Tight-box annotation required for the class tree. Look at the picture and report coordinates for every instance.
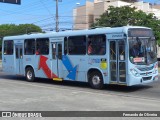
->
[0,24,42,37]
[16,24,42,35]
[0,24,42,53]
[92,6,160,44]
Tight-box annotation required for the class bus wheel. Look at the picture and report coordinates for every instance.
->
[89,71,104,89]
[25,67,35,82]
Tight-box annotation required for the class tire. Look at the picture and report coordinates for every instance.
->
[25,67,35,82]
[88,71,104,89]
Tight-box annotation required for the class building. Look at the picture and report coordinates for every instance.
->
[73,0,160,30]
[73,1,94,30]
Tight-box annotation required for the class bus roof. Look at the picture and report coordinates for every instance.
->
[3,26,151,40]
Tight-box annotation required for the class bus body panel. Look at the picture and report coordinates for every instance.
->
[2,55,14,74]
[2,26,158,87]
[62,55,88,81]
[127,61,158,86]
[87,55,108,83]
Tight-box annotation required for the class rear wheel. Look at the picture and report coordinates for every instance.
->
[25,67,35,82]
[88,71,104,89]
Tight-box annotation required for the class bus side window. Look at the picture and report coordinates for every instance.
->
[52,43,56,59]
[3,40,14,55]
[36,38,49,55]
[110,41,116,60]
[64,37,67,55]
[119,41,125,60]
[58,44,62,59]
[24,39,35,55]
[88,34,106,55]
[68,36,86,55]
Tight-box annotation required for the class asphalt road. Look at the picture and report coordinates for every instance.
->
[0,71,160,112]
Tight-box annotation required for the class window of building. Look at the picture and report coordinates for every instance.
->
[68,36,86,55]
[3,40,13,55]
[36,38,49,55]
[87,34,106,55]
[24,39,35,55]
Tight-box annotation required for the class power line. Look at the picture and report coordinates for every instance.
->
[0,0,96,30]
[39,0,54,17]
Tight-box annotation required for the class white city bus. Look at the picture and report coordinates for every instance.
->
[2,26,158,89]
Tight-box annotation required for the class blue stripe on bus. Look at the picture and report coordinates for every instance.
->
[62,55,77,80]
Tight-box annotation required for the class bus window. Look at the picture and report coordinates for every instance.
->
[110,41,116,60]
[58,44,62,59]
[16,47,18,58]
[3,40,13,55]
[52,43,56,59]
[119,41,125,60]
[24,39,35,55]
[68,36,86,55]
[87,35,106,55]
[64,37,67,55]
[36,38,49,55]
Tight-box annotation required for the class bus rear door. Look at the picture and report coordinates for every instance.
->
[109,36,127,85]
[51,42,63,80]
[15,44,23,75]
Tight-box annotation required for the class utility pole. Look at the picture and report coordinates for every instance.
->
[56,0,59,32]
[55,0,62,32]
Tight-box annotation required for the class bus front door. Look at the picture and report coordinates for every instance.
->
[51,42,63,80]
[15,44,23,75]
[109,40,126,84]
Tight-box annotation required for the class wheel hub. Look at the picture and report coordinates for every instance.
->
[92,75,101,85]
[27,71,32,80]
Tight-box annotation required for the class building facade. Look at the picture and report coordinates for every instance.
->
[73,0,160,30]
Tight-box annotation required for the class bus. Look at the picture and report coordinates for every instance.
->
[2,26,158,89]
[157,45,160,61]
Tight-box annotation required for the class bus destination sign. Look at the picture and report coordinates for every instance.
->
[128,28,153,37]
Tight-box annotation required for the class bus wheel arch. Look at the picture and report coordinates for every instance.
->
[25,66,35,82]
[87,69,104,89]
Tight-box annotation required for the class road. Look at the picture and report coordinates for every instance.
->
[0,71,160,113]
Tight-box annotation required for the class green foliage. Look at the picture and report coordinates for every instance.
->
[0,24,42,37]
[0,24,42,52]
[92,6,160,45]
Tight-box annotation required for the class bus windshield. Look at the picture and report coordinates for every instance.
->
[129,37,157,65]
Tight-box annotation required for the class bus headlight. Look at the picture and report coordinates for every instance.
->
[130,68,139,77]
[153,70,158,74]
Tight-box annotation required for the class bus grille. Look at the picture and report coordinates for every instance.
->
[140,72,152,76]
[137,66,154,71]
[143,76,152,81]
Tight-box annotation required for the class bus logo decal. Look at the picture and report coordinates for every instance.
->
[100,58,107,69]
[38,55,58,79]
[62,55,77,80]
[26,58,31,61]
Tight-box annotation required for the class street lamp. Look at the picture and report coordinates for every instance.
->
[76,3,80,5]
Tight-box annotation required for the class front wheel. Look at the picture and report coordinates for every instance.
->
[88,71,104,89]
[25,67,35,82]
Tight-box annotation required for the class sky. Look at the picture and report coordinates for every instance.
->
[0,0,158,31]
